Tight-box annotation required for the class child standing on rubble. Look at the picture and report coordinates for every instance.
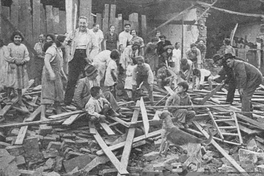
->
[5,31,30,107]
[165,81,196,128]
[85,86,119,122]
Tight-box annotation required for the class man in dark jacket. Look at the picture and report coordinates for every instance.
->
[226,56,263,117]
[157,35,171,56]
[213,53,236,104]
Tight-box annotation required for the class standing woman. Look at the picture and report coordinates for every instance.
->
[6,31,30,105]
[104,25,118,51]
[41,35,66,120]
[145,37,159,73]
[34,34,45,86]
[0,39,9,91]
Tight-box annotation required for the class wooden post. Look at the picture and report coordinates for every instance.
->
[2,6,10,43]
[11,0,19,28]
[40,3,47,35]
[117,14,123,34]
[109,4,116,26]
[19,0,27,35]
[129,13,139,32]
[102,4,109,34]
[141,15,147,41]
[53,7,60,34]
[65,0,73,34]
[79,0,92,28]
[33,0,41,43]
[0,2,2,37]
[46,5,54,34]
[59,10,67,34]
[96,13,102,29]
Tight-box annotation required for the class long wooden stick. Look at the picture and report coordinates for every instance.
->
[130,104,230,109]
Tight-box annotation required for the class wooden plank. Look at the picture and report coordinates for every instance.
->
[93,129,129,175]
[164,86,174,96]
[109,116,129,128]
[65,0,73,33]
[200,83,225,105]
[59,10,66,34]
[0,80,34,118]
[140,97,149,136]
[49,110,83,119]
[96,129,162,155]
[62,113,80,126]
[81,155,110,173]
[0,3,2,37]
[53,7,60,34]
[96,13,102,28]
[2,6,11,44]
[99,122,115,135]
[46,5,54,34]
[193,121,249,176]
[118,101,140,176]
[117,14,123,34]
[40,3,47,35]
[15,106,41,145]
[141,15,147,41]
[10,0,19,28]
[89,121,96,134]
[109,4,116,26]
[79,0,92,28]
[33,0,41,44]
[19,0,27,37]
[129,13,139,32]
[102,4,110,34]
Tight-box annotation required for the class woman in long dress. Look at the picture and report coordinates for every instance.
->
[6,31,30,105]
[41,35,67,120]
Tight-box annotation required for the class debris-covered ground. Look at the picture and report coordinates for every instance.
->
[1,75,264,176]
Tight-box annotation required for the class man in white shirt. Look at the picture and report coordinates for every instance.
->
[119,23,132,52]
[91,23,104,57]
[172,42,181,82]
[64,16,98,105]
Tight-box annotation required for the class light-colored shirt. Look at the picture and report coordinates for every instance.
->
[93,50,111,64]
[132,63,154,85]
[34,42,44,57]
[75,32,90,49]
[119,31,132,49]
[92,29,104,48]
[104,59,117,87]
[172,48,181,73]
[199,69,211,85]
[85,97,110,118]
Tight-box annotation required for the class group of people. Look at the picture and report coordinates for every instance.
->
[0,15,262,126]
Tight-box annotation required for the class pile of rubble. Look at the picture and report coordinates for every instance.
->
[1,80,264,176]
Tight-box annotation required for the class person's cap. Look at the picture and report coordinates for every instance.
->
[224,53,235,60]
[212,54,223,63]
[84,64,98,77]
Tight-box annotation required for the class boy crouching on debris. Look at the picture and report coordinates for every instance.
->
[85,86,120,122]
[165,81,196,128]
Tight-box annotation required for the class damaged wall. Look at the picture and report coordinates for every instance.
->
[235,22,261,44]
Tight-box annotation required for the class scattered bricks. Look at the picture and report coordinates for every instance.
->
[23,137,42,162]
[54,156,63,172]
[63,154,95,173]
[42,149,59,159]
[15,155,26,166]
[143,151,160,161]
[42,136,57,148]
[61,133,76,140]
[6,145,25,156]
[47,142,62,150]
[10,128,20,136]
[45,158,55,169]
[39,125,53,136]
[238,148,264,164]
[153,163,166,171]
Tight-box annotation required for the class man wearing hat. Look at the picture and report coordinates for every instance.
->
[132,56,154,105]
[226,56,263,118]
[212,53,236,104]
[157,35,172,56]
[73,64,119,112]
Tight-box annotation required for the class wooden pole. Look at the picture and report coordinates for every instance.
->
[103,4,110,34]
[46,5,54,34]
[33,0,41,43]
[79,0,92,28]
[11,0,19,28]
[65,0,73,34]
[53,7,60,34]
[129,104,230,109]
[40,3,47,35]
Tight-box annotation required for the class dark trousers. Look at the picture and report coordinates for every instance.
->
[64,50,87,105]
[226,79,236,103]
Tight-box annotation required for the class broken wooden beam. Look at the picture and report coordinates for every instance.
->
[99,122,115,135]
[92,128,129,175]
[140,97,149,136]
[200,83,225,105]
[49,110,83,119]
[96,129,162,155]
[193,121,249,176]
[118,101,140,176]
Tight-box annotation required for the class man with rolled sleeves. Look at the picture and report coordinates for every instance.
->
[226,56,263,117]
[64,16,98,105]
